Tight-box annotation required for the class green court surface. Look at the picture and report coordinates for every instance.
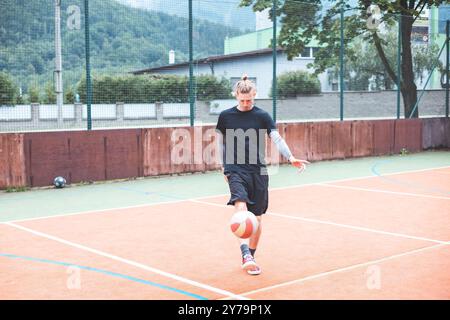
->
[1,150,449,223]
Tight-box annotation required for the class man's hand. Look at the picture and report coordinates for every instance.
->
[222,168,228,183]
[289,156,310,173]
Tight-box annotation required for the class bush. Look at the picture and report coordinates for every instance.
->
[65,87,76,104]
[15,93,27,105]
[196,75,233,101]
[77,74,232,104]
[43,82,56,104]
[0,72,17,105]
[28,85,41,103]
[274,71,321,98]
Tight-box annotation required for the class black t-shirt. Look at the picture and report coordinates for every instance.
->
[215,106,277,174]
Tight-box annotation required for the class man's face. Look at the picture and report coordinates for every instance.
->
[236,90,256,109]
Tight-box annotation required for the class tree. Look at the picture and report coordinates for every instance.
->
[413,43,443,84]
[1,0,243,99]
[196,75,233,101]
[332,35,397,91]
[43,82,56,104]
[29,53,46,75]
[76,74,232,104]
[15,92,27,105]
[327,32,442,91]
[28,85,41,103]
[0,72,17,105]
[65,87,76,104]
[274,70,321,97]
[240,0,446,118]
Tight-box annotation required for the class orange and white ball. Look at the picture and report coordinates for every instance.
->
[229,211,259,239]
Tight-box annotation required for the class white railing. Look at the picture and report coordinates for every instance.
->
[124,104,156,119]
[39,104,76,120]
[0,105,32,121]
[162,103,190,118]
[82,104,117,119]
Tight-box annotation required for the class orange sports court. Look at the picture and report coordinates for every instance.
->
[1,0,450,302]
[1,150,449,300]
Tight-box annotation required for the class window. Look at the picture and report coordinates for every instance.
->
[439,5,450,34]
[411,26,429,44]
[295,47,319,58]
[300,47,312,58]
[312,47,320,57]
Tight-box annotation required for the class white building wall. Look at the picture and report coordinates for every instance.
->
[149,53,332,98]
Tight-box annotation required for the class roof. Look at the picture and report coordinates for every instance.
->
[131,47,284,74]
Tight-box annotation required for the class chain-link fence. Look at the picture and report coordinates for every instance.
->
[0,0,448,132]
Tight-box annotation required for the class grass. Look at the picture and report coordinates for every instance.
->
[5,186,29,193]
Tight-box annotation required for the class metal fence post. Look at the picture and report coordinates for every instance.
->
[446,20,449,118]
[339,2,344,121]
[272,0,277,123]
[189,0,195,127]
[84,0,92,130]
[396,14,402,119]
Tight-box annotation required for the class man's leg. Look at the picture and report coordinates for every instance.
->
[247,172,268,259]
[234,201,260,274]
[249,216,262,256]
[234,200,250,249]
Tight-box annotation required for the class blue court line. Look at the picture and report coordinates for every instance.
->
[371,160,450,196]
[0,253,208,300]
[117,186,186,200]
[117,187,157,196]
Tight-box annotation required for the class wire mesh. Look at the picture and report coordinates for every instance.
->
[0,0,448,133]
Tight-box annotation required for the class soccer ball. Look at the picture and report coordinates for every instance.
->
[53,176,66,188]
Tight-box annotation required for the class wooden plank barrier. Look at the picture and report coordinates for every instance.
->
[0,134,26,188]
[1,118,448,189]
[23,129,142,187]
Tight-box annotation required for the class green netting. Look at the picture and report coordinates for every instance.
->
[0,0,448,132]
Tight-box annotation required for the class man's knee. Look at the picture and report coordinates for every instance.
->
[256,216,262,229]
[234,201,247,211]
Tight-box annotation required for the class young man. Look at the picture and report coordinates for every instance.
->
[215,75,309,275]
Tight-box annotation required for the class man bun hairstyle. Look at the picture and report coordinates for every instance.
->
[233,73,256,95]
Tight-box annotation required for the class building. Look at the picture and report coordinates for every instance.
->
[430,4,450,89]
[132,45,329,99]
[133,22,326,99]
[132,2,447,96]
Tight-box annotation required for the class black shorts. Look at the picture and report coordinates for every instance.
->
[225,171,269,216]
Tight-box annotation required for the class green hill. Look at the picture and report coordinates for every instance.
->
[0,0,241,94]
[114,0,256,31]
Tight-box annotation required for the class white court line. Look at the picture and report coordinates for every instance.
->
[317,183,450,201]
[4,222,249,301]
[268,165,450,193]
[189,199,450,245]
[267,212,450,245]
[219,243,448,300]
[4,199,189,224]
[4,165,450,224]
